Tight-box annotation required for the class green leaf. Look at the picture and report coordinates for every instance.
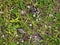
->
[11,8,18,14]
[19,1,25,10]
[0,18,3,26]
[9,41,16,45]
[56,13,60,20]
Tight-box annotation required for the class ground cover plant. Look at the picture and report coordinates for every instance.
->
[0,0,60,45]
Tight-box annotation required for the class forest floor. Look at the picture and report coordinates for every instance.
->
[0,0,60,45]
